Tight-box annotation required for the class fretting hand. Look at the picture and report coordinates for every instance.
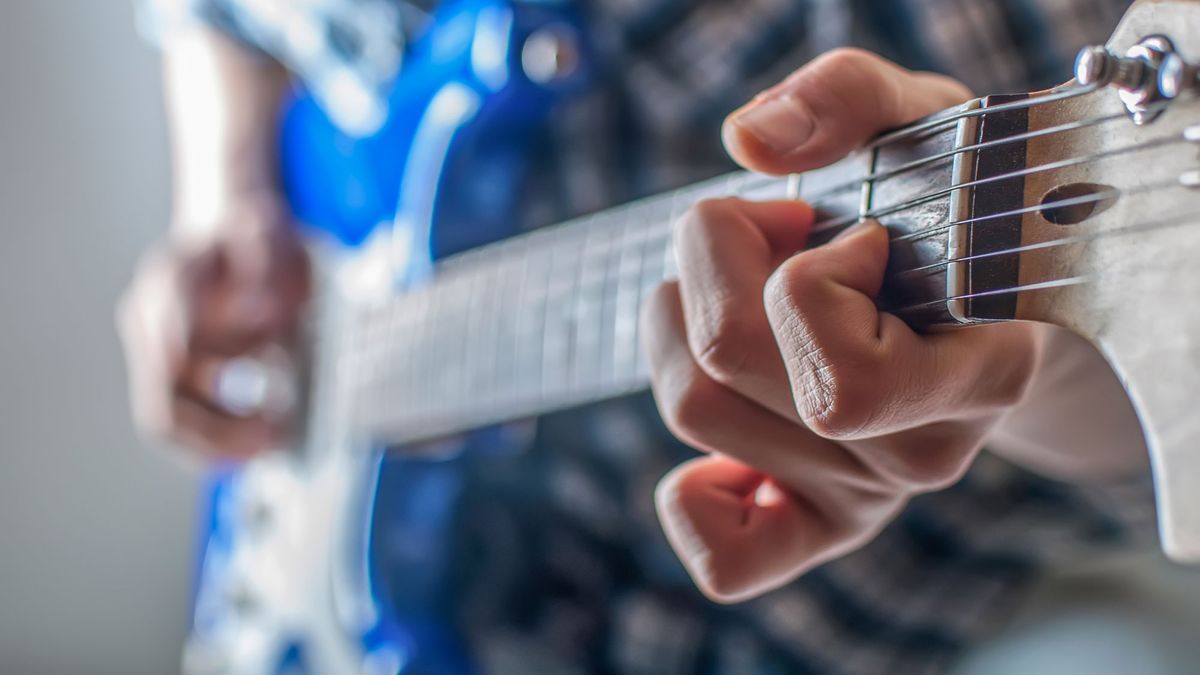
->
[641,49,1145,603]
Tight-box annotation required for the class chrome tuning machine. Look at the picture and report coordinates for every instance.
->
[1075,36,1195,125]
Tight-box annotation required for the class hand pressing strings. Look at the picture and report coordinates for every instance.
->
[642,48,1050,602]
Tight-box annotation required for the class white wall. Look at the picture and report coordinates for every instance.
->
[0,1,197,673]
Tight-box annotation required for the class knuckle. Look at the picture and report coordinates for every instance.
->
[765,251,823,308]
[817,47,882,72]
[810,48,893,93]
[692,308,756,385]
[677,197,739,241]
[766,257,875,439]
[691,196,741,222]
[798,358,873,441]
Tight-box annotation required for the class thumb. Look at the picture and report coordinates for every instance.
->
[723,48,972,175]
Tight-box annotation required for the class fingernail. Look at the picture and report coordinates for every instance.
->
[731,94,815,154]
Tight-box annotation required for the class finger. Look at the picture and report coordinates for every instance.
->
[642,281,907,601]
[656,454,902,603]
[177,236,309,355]
[165,394,287,460]
[642,281,889,492]
[723,48,973,175]
[763,221,1043,441]
[673,198,814,419]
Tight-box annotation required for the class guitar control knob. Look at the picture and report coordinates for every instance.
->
[522,25,580,85]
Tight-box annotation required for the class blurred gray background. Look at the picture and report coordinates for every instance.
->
[0,1,197,673]
[2,2,1200,675]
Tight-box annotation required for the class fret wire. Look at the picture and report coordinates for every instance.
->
[604,196,641,385]
[385,291,412,415]
[445,271,477,409]
[504,235,532,404]
[542,216,585,400]
[427,273,457,414]
[461,253,486,406]
[573,212,604,391]
[488,251,515,399]
[595,212,620,386]
[403,282,434,420]
[512,233,543,405]
[393,288,430,415]
[614,200,655,382]
[480,253,506,403]
[478,254,499,400]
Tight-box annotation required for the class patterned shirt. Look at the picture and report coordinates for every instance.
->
[143,1,1156,674]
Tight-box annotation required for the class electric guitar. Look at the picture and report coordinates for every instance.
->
[184,1,1200,672]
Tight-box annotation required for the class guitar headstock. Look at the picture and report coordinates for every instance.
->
[961,0,1200,561]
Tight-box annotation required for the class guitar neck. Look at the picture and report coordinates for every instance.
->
[327,111,966,446]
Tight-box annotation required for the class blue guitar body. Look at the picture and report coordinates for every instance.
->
[188,2,591,672]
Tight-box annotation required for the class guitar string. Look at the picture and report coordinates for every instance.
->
[886,211,1200,317]
[805,107,1143,208]
[424,94,1190,267]
[893,180,1178,278]
[345,86,1113,420]
[385,95,1195,292]
[901,201,1192,279]
[347,189,1199,413]
[809,132,1191,233]
[360,205,1200,429]
[890,275,1095,315]
[337,114,1198,403]
[343,153,1192,366]
[408,123,1193,304]
[486,179,1188,312]
[868,83,1100,149]
[349,204,1200,433]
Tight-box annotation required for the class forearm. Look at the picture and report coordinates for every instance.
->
[162,27,289,231]
[990,326,1150,481]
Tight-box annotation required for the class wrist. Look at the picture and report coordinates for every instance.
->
[170,187,291,241]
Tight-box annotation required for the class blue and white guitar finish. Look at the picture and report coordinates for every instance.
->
[187,2,590,672]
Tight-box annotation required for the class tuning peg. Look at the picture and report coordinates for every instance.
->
[1075,37,1180,125]
[1075,45,1148,91]
[1159,52,1200,99]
